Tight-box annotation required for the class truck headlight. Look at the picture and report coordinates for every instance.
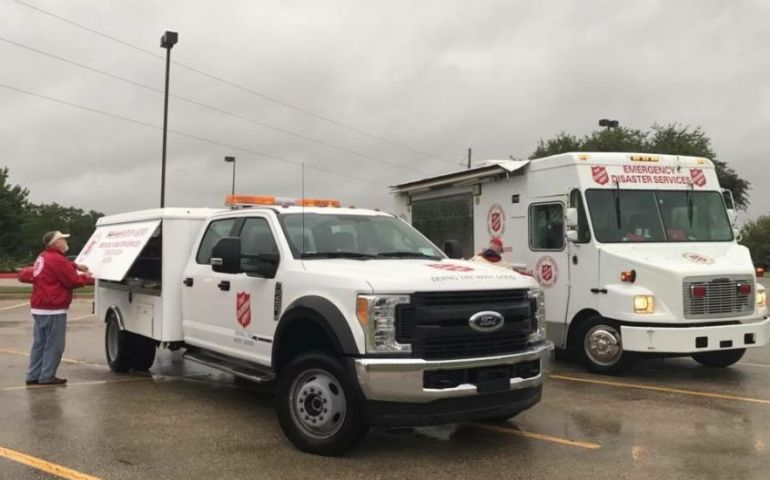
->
[757,286,766,307]
[356,294,411,354]
[634,295,655,314]
[528,288,546,343]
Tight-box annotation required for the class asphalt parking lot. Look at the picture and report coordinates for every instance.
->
[1,296,769,480]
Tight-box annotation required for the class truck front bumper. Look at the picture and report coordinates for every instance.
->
[621,318,770,354]
[353,342,552,404]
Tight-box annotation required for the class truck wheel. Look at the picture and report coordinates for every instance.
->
[578,317,633,375]
[105,315,132,373]
[692,349,746,368]
[276,352,368,456]
[130,334,157,372]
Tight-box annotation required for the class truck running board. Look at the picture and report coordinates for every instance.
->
[183,349,276,384]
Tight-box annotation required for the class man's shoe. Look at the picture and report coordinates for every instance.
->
[39,378,67,385]
[25,380,38,385]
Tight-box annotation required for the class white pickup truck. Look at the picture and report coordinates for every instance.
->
[77,195,552,455]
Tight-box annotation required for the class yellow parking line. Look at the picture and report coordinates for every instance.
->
[0,302,28,312]
[0,445,102,480]
[0,377,152,392]
[468,423,601,450]
[551,374,770,405]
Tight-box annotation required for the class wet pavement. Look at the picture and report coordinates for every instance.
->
[1,298,769,479]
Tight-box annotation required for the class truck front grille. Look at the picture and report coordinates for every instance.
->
[396,289,531,360]
[682,276,754,319]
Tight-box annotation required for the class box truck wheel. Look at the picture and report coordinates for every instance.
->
[692,349,746,368]
[578,317,633,374]
[276,352,368,456]
[105,315,132,373]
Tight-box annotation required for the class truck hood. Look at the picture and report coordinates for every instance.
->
[600,242,754,277]
[300,258,538,293]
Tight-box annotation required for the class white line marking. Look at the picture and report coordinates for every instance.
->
[739,362,770,369]
[69,314,94,322]
[0,302,29,312]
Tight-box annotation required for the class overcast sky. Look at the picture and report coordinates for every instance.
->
[1,0,769,219]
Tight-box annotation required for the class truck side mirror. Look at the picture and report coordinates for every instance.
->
[443,240,463,259]
[726,208,738,227]
[566,230,579,243]
[565,207,578,228]
[211,237,242,274]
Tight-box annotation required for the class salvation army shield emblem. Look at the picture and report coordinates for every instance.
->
[690,168,706,187]
[534,255,559,288]
[591,165,609,185]
[236,291,251,328]
[487,203,505,235]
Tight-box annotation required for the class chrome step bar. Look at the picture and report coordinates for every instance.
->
[184,350,276,384]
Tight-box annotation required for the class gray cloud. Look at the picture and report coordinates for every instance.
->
[1,0,768,220]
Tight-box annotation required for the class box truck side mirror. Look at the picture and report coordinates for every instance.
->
[565,207,578,229]
[443,240,463,259]
[566,230,579,243]
[726,208,738,227]
[211,237,243,274]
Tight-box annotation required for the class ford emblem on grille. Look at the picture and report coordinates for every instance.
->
[469,311,505,332]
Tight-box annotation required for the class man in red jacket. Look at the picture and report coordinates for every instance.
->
[26,231,92,386]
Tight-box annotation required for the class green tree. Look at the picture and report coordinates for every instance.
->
[0,167,29,260]
[20,203,103,259]
[530,123,750,208]
[740,216,770,268]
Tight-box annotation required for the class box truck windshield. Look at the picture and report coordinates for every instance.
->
[585,189,733,243]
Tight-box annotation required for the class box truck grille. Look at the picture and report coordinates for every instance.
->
[682,276,754,319]
[397,290,531,360]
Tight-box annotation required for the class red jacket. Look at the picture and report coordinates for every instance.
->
[26,248,88,311]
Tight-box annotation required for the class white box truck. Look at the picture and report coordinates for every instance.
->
[76,196,551,455]
[393,152,770,374]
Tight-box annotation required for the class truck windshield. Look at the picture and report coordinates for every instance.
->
[585,189,733,243]
[277,213,445,259]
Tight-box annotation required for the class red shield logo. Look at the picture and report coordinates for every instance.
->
[591,165,609,185]
[487,204,505,235]
[690,168,706,187]
[541,264,553,282]
[491,212,502,233]
[236,291,251,328]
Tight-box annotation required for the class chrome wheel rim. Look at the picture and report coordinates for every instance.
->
[584,325,622,366]
[289,369,346,439]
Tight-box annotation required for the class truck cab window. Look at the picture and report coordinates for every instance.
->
[529,203,564,250]
[239,218,279,271]
[196,219,237,264]
[570,190,591,243]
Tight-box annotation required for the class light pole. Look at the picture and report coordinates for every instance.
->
[159,31,178,208]
[599,118,619,130]
[224,156,236,195]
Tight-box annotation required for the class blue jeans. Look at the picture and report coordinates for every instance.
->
[26,313,67,382]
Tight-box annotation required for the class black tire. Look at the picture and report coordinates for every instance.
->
[105,315,132,373]
[276,352,368,456]
[129,334,157,372]
[692,349,746,368]
[577,316,634,375]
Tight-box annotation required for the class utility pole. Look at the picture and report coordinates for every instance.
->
[159,31,178,208]
[224,156,236,195]
[467,148,472,169]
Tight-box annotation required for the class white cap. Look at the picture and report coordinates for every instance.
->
[44,231,70,246]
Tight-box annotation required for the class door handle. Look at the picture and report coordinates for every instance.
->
[183,277,194,287]
[218,280,231,291]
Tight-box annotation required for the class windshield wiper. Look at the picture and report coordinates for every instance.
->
[376,251,442,260]
[300,252,376,259]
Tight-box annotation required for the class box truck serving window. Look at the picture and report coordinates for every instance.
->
[585,189,733,243]
[278,214,443,259]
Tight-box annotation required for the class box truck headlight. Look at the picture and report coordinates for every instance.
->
[757,286,766,307]
[356,295,411,354]
[528,288,546,343]
[634,295,655,314]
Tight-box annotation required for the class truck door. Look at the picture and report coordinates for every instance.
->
[527,201,569,342]
[227,216,281,365]
[564,189,600,349]
[182,218,240,353]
